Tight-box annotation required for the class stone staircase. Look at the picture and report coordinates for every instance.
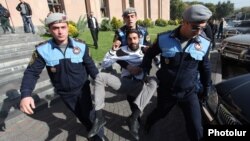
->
[0,33,58,127]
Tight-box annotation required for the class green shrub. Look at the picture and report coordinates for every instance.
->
[168,19,181,25]
[143,18,154,28]
[76,15,87,32]
[168,20,176,25]
[136,20,144,26]
[100,19,113,31]
[175,19,181,25]
[110,17,123,31]
[68,21,77,27]
[68,23,79,37]
[155,18,168,27]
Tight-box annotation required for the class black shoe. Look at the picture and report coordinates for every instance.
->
[88,135,108,141]
[127,116,140,140]
[95,44,98,49]
[88,117,106,138]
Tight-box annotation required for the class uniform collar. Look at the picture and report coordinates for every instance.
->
[51,37,74,49]
[169,26,201,43]
[124,24,140,31]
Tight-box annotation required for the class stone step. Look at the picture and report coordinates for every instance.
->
[0,79,52,103]
[0,71,50,99]
[0,89,59,132]
[0,85,57,125]
[0,67,47,86]
[0,71,25,86]
[0,32,44,48]
[1,38,43,46]
[0,57,29,69]
[0,34,40,40]
[0,48,34,60]
[0,33,36,37]
[0,64,27,77]
[0,42,40,55]
[0,30,56,129]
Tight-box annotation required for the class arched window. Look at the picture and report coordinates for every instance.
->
[129,0,134,7]
[47,0,65,13]
[100,0,108,17]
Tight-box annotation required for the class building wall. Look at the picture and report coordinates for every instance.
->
[88,0,102,21]
[108,0,124,20]
[0,0,49,27]
[64,0,86,22]
[134,0,146,21]
[1,0,170,29]
[149,0,159,20]
[162,0,170,20]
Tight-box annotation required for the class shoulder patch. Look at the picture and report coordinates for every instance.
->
[35,40,49,48]
[73,38,85,44]
[29,51,38,66]
[146,35,151,42]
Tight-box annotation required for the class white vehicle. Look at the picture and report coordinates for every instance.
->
[223,20,250,38]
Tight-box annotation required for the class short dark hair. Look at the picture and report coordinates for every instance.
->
[126,29,140,39]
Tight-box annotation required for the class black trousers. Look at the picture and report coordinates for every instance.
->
[90,28,99,47]
[59,80,93,131]
[146,85,203,141]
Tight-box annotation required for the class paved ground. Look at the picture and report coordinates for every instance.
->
[0,49,221,141]
[0,90,189,141]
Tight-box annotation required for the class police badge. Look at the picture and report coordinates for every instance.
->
[146,35,150,42]
[73,47,81,54]
[195,43,202,51]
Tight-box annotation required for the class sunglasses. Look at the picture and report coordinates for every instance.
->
[191,25,205,31]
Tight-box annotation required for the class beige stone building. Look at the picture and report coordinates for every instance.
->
[0,0,170,29]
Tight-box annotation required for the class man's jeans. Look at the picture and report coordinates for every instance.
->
[21,15,35,33]
[94,72,158,111]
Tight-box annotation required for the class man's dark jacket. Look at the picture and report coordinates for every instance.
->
[16,2,32,16]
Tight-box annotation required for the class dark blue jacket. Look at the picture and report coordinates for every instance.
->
[141,27,211,92]
[20,37,98,98]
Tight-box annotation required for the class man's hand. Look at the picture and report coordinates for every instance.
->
[20,97,35,115]
[142,46,149,53]
[112,40,121,51]
[200,87,211,102]
[127,65,142,75]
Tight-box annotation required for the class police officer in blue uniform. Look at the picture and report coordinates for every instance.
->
[113,7,151,48]
[141,5,212,141]
[19,13,104,141]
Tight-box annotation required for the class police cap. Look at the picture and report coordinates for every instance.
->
[45,12,68,26]
[182,4,212,22]
[122,7,136,17]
